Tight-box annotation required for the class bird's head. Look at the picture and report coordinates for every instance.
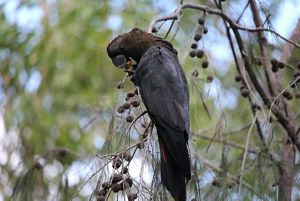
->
[107,28,162,68]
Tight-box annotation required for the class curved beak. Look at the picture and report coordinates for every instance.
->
[112,55,127,68]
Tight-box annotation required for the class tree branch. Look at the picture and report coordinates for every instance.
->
[148,3,300,49]
[148,2,300,151]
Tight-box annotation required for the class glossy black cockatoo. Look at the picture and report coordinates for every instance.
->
[107,28,191,201]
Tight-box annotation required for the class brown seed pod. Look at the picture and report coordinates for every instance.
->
[235,75,242,82]
[191,43,198,49]
[56,148,68,157]
[202,60,209,69]
[111,183,122,193]
[121,167,128,174]
[120,181,130,190]
[151,27,157,33]
[34,161,43,170]
[294,71,300,80]
[271,65,279,73]
[261,36,268,44]
[278,62,285,69]
[271,58,278,66]
[194,33,202,41]
[125,177,133,187]
[131,100,140,107]
[117,81,124,89]
[283,91,291,98]
[240,85,247,90]
[96,195,105,201]
[124,154,131,161]
[126,115,134,123]
[120,152,131,161]
[137,142,144,149]
[102,181,111,190]
[96,189,107,196]
[196,50,204,59]
[127,92,135,98]
[212,179,221,187]
[127,193,138,201]
[286,94,293,100]
[191,69,199,77]
[112,173,123,184]
[189,50,196,58]
[112,158,122,169]
[241,88,250,97]
[207,75,214,83]
[203,26,208,34]
[198,18,205,25]
[291,82,296,88]
[134,88,139,95]
[117,105,125,113]
[251,103,261,111]
[123,102,131,109]
[283,91,293,100]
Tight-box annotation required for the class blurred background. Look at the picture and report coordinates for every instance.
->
[0,0,300,200]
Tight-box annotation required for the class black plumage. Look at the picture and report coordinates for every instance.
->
[107,28,191,201]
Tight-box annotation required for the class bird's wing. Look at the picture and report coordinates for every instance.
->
[134,45,190,137]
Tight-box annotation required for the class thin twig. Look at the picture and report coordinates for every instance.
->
[191,132,257,154]
[238,112,257,195]
[164,19,176,39]
[137,126,154,196]
[236,1,250,23]
[80,115,99,130]
[71,159,111,200]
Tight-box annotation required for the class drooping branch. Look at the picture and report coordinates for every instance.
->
[148,2,300,151]
[216,1,274,161]
[148,3,300,48]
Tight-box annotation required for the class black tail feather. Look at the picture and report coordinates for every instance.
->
[157,128,190,201]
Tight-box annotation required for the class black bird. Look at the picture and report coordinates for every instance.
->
[107,28,191,201]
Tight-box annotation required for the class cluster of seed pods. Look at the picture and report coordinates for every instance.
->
[116,87,140,123]
[271,59,300,100]
[189,15,209,66]
[96,152,137,201]
[190,14,213,83]
[235,59,300,100]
